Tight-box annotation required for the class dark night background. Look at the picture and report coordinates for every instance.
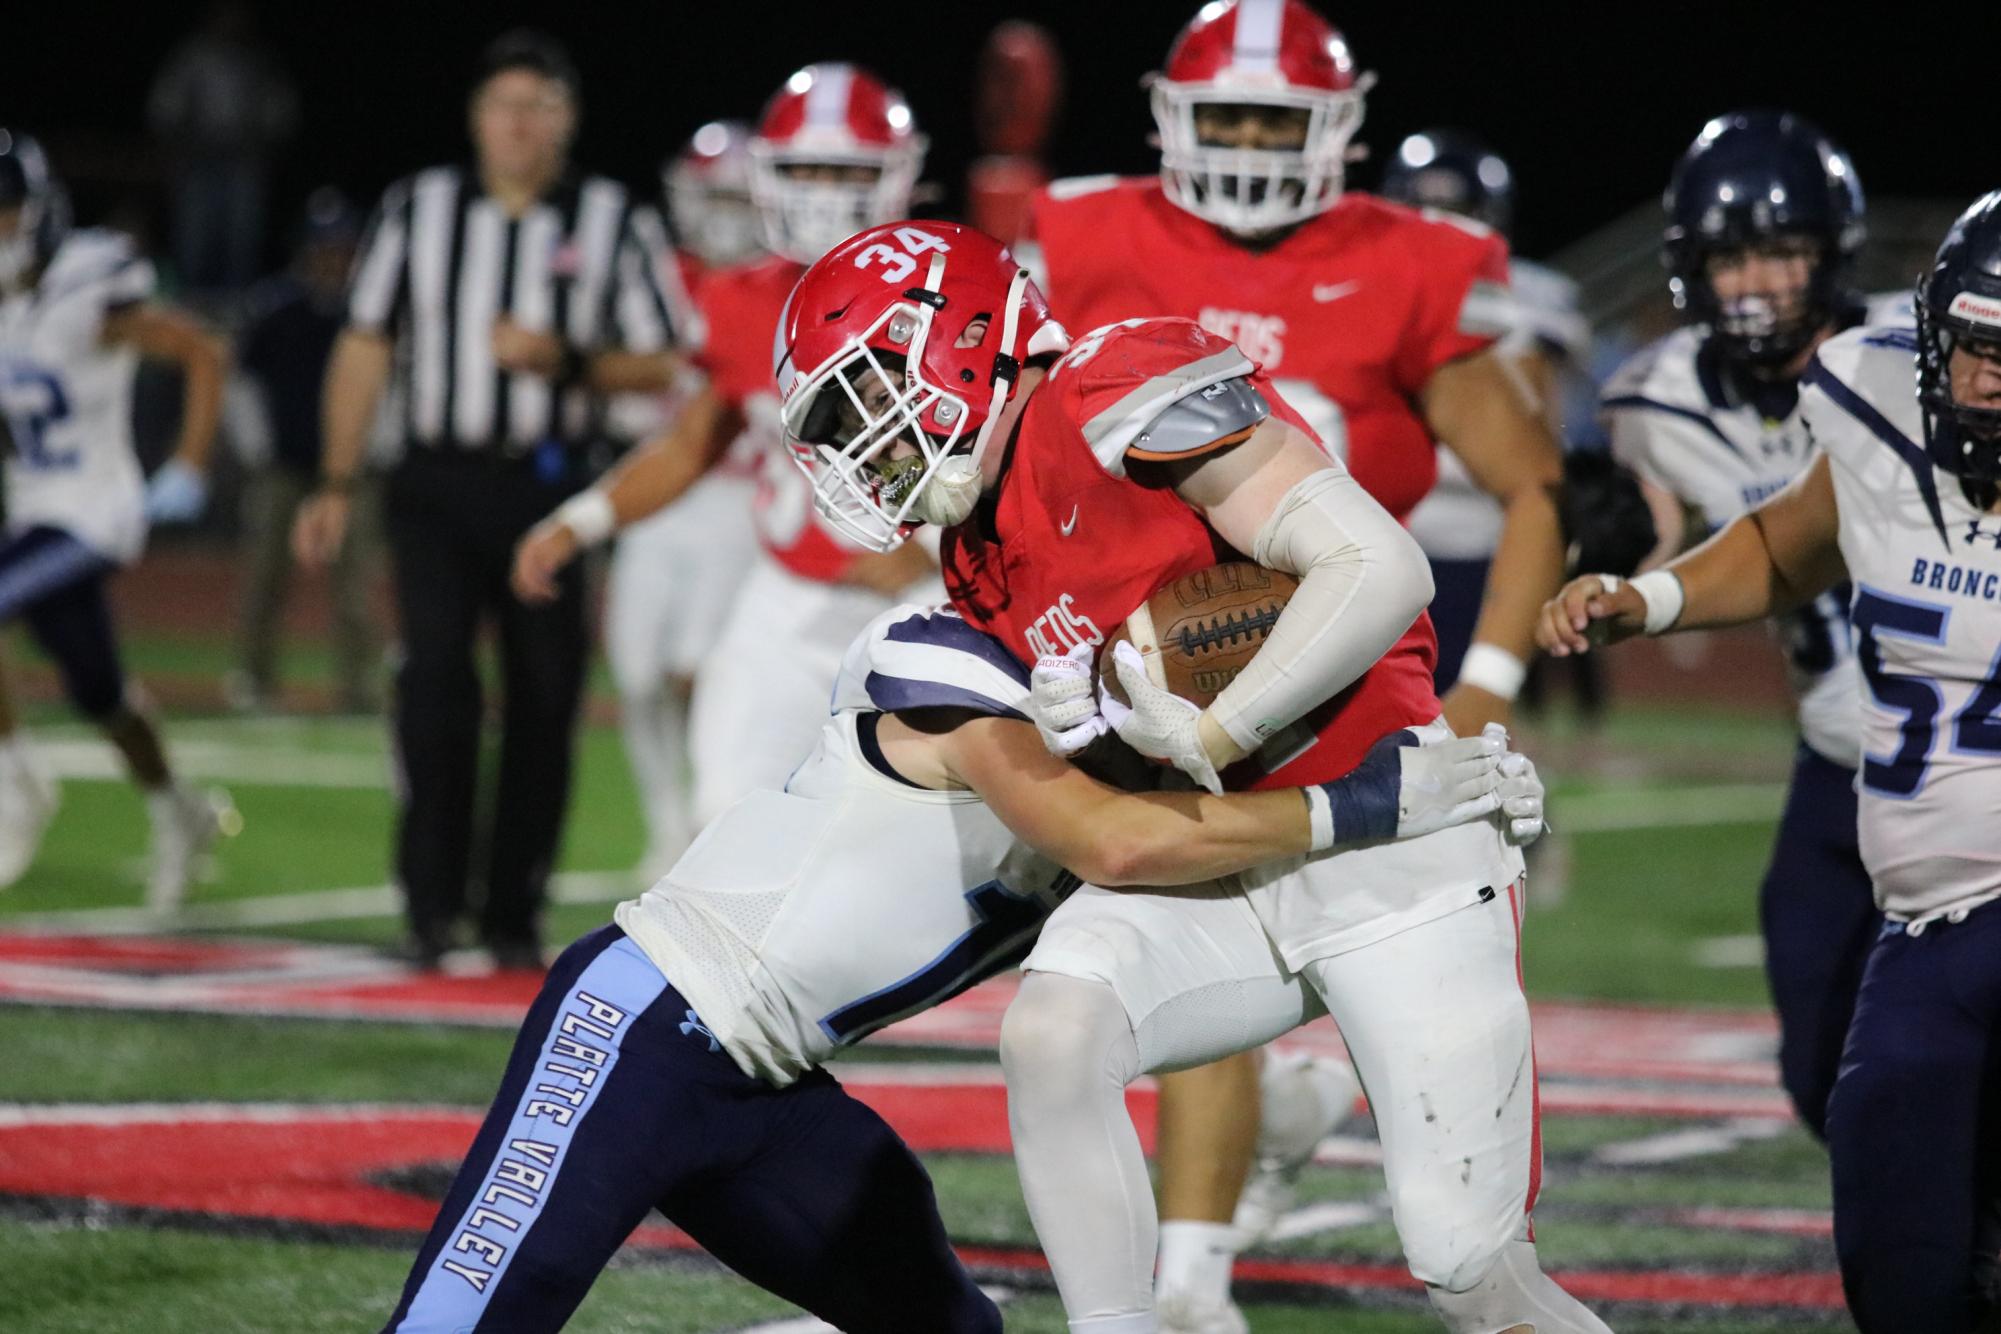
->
[3,0,1998,262]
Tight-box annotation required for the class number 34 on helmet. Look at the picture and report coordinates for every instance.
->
[773,221,1070,551]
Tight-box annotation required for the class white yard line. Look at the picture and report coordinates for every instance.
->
[731,1289,1014,1333]
[1592,1116,1789,1166]
[1555,782,1787,833]
[4,869,637,935]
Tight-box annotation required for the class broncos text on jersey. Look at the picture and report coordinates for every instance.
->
[1600,296,1913,769]
[1803,321,2001,923]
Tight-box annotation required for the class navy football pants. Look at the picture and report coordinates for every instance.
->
[1827,900,2001,1332]
[0,525,126,718]
[382,926,1000,1333]
[1758,744,1878,1139]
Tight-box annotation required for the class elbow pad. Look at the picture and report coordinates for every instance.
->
[1206,468,1434,753]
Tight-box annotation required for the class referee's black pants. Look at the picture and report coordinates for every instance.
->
[384,448,589,955]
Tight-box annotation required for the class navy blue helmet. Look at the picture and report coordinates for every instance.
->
[1917,190,2001,485]
[0,130,68,289]
[1381,129,1514,237]
[1663,110,1864,367]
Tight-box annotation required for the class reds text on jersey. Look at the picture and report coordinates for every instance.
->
[1029,177,1512,522]
[942,317,1439,789]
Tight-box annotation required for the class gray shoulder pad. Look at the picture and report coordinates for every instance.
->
[1124,375,1270,466]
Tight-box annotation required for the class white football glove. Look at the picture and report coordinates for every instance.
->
[1100,639,1224,794]
[1028,642,1108,758]
[1497,745,1547,847]
[1393,726,1509,839]
[144,459,208,525]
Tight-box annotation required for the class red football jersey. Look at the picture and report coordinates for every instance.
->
[694,255,872,582]
[1029,178,1511,522]
[943,318,1438,789]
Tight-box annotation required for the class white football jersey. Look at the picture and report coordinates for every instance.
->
[615,604,1075,1085]
[1803,322,2001,923]
[1601,296,1909,768]
[0,230,154,562]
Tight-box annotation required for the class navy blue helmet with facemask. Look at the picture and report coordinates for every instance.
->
[0,130,69,290]
[1663,111,1864,368]
[1380,129,1515,239]
[1917,190,2001,487]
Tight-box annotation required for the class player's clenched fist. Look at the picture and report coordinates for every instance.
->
[512,518,580,604]
[1537,573,1649,657]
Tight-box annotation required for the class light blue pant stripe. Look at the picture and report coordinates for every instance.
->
[397,937,667,1332]
[0,529,105,621]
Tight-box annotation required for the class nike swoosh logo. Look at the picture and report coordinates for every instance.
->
[1060,505,1080,537]
[1313,280,1362,303]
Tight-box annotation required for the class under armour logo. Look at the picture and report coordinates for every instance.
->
[1963,520,2001,550]
[679,1009,720,1053]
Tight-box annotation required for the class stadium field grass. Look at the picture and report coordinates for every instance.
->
[0,637,1851,1331]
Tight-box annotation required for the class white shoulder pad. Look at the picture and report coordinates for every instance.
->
[1801,325,1928,476]
[1601,326,1705,410]
[1081,345,1260,476]
[832,604,1030,720]
[1503,258,1590,362]
[1863,290,1916,327]
[41,229,153,310]
[1044,174,1121,202]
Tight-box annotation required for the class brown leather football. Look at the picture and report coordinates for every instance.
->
[1100,562,1300,709]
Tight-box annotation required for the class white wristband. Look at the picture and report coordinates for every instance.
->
[1456,643,1528,702]
[1630,569,1686,635]
[555,488,617,547]
[1302,785,1336,852]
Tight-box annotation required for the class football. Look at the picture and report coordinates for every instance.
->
[1100,561,1299,709]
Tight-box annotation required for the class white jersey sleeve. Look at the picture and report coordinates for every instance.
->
[0,230,155,562]
[1602,323,1861,767]
[615,604,1062,1085]
[1805,323,2001,922]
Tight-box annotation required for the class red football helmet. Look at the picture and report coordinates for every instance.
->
[774,221,1068,551]
[663,120,762,269]
[1150,0,1374,234]
[747,64,927,265]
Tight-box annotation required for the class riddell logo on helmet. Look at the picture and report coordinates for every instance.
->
[1950,291,2001,326]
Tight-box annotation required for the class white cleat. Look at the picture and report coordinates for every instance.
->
[1156,1291,1249,1334]
[1233,1051,1365,1244]
[146,784,239,912]
[0,744,58,889]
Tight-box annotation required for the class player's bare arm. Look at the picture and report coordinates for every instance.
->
[1160,415,1435,778]
[294,327,393,567]
[881,708,1525,888]
[103,302,227,475]
[1539,452,1845,656]
[510,386,742,602]
[1420,346,1566,731]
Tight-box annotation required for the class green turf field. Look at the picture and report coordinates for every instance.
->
[0,635,1854,1332]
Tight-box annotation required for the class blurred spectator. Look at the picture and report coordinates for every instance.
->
[226,188,381,714]
[147,0,297,294]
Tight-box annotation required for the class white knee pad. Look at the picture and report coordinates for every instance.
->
[1425,1239,1612,1334]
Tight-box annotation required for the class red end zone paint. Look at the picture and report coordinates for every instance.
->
[0,932,1784,1090]
[0,1101,1843,1312]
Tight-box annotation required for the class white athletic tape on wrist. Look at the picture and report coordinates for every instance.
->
[1303,785,1336,852]
[1456,643,1527,702]
[1630,569,1686,636]
[556,489,617,547]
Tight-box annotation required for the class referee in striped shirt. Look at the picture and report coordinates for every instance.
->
[294,31,684,969]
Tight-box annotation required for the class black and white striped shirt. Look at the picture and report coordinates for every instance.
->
[347,165,689,452]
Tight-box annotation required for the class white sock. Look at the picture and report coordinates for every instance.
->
[1000,972,1155,1327]
[1154,1220,1240,1306]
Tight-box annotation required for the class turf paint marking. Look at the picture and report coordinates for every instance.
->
[0,1101,1845,1313]
[1593,1116,1792,1166]
[730,1288,1016,1333]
